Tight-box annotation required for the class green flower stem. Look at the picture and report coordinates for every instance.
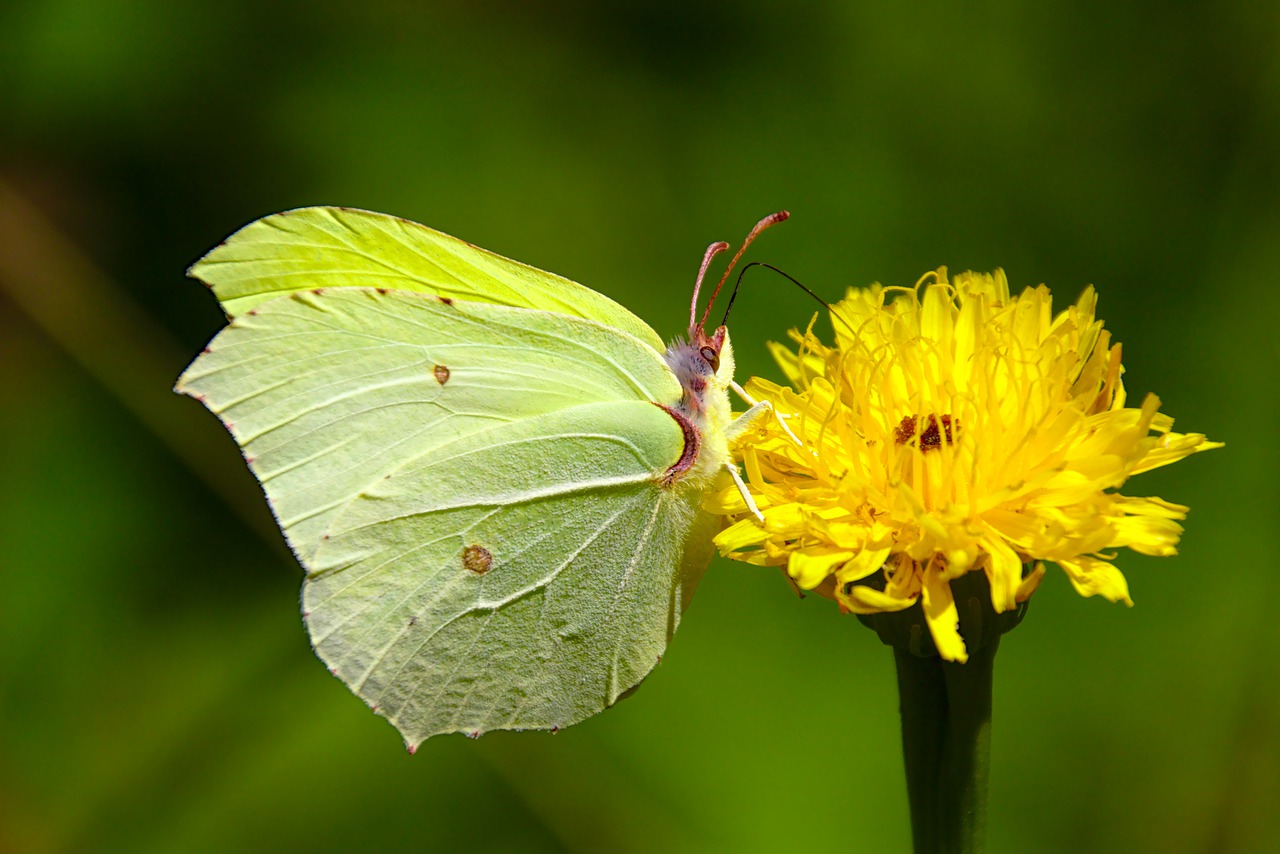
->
[895,647,948,854]
[894,636,998,854]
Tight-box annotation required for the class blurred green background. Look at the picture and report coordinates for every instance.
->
[1,1,1274,851]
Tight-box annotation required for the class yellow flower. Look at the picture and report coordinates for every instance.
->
[714,268,1221,662]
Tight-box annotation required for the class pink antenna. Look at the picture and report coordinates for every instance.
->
[689,241,730,330]
[697,210,790,329]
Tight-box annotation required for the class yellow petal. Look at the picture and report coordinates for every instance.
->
[921,565,967,663]
[1058,556,1133,605]
[714,518,769,553]
[787,548,854,589]
[980,533,1023,613]
[1131,432,1225,474]
[836,583,917,614]
[1016,562,1046,602]
[833,547,893,585]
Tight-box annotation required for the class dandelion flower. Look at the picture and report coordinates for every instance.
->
[714,268,1221,662]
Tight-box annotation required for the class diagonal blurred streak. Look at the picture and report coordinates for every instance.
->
[0,178,285,551]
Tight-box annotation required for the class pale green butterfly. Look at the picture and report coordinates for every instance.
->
[176,206,787,750]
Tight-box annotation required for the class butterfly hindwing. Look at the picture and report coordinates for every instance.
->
[306,400,715,746]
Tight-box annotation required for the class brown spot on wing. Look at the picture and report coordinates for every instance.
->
[433,364,451,385]
[462,545,493,574]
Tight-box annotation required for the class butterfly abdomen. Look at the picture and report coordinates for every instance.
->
[661,334,735,491]
[653,402,700,486]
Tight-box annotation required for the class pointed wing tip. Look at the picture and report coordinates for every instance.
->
[173,371,202,399]
[186,258,213,284]
[174,344,218,398]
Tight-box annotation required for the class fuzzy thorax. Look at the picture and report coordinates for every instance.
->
[662,328,735,489]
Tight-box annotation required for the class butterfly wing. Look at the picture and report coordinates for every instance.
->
[177,287,680,564]
[177,287,715,746]
[190,206,666,351]
[307,398,716,747]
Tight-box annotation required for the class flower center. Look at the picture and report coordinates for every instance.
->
[893,414,958,452]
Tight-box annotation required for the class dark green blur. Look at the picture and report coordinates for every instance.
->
[1,2,1274,851]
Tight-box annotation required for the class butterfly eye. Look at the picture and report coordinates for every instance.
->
[699,346,720,372]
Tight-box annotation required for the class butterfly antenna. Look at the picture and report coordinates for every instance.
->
[698,210,790,329]
[722,261,858,338]
[720,261,826,325]
[690,241,730,330]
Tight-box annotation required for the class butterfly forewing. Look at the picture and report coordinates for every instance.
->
[176,288,680,563]
[191,206,666,351]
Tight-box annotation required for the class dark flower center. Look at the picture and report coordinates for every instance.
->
[894,414,958,451]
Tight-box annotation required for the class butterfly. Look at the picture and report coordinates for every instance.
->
[176,206,787,750]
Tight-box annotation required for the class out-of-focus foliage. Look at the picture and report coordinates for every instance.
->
[0,2,1274,851]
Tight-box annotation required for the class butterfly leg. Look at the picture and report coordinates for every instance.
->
[726,463,765,522]
[726,381,803,448]
[719,384,804,524]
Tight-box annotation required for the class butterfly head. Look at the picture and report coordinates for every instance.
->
[663,210,789,443]
[690,324,726,375]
